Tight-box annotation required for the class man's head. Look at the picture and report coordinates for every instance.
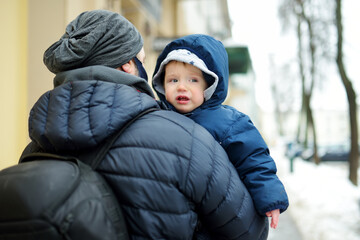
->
[43,9,146,79]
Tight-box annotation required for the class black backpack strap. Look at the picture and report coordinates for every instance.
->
[20,152,78,164]
[79,107,158,169]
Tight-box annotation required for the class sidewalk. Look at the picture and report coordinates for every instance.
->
[267,209,302,240]
[265,146,303,240]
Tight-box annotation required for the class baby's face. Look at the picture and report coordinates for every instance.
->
[164,61,208,114]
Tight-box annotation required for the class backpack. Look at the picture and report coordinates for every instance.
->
[0,108,157,240]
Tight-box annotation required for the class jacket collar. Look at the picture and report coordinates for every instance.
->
[54,65,155,98]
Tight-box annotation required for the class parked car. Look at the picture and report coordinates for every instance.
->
[302,144,351,162]
[285,140,352,162]
[318,144,350,162]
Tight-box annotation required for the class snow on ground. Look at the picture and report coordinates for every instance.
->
[272,144,360,240]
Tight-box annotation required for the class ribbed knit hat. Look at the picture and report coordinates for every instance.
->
[43,10,143,73]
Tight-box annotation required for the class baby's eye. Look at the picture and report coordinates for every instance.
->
[190,79,198,83]
[167,79,178,83]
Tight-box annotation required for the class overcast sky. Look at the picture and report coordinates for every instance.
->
[227,0,360,111]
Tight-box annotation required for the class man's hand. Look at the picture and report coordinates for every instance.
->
[266,209,280,229]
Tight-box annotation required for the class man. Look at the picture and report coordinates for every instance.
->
[24,10,268,239]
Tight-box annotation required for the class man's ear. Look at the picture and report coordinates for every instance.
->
[117,62,132,73]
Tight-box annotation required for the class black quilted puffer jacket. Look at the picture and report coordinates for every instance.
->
[25,65,268,240]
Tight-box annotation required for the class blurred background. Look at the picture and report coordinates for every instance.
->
[1,0,359,238]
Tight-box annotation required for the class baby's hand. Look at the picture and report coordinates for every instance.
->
[266,209,280,229]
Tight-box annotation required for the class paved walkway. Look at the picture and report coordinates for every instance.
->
[267,210,303,240]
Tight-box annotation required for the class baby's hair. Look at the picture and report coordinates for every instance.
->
[162,60,209,86]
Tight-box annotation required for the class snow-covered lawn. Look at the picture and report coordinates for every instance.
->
[272,145,360,240]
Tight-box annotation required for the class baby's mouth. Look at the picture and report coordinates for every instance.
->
[176,95,190,104]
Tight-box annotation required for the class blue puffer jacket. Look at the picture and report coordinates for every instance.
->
[152,34,289,215]
[25,65,268,239]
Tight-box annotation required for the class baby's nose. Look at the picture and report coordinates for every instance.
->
[177,82,187,90]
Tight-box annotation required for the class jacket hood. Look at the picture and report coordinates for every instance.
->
[29,65,158,153]
[152,34,229,110]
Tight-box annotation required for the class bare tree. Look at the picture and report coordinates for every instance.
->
[269,55,285,137]
[297,0,321,164]
[268,55,298,137]
[279,0,322,164]
[295,13,305,143]
[335,0,358,185]
[278,0,357,183]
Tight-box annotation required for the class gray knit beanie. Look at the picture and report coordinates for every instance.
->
[43,10,143,73]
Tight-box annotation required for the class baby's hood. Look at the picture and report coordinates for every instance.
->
[152,34,229,109]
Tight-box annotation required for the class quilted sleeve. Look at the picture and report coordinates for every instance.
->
[224,114,289,215]
[186,124,268,240]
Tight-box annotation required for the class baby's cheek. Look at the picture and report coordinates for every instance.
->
[165,91,173,102]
